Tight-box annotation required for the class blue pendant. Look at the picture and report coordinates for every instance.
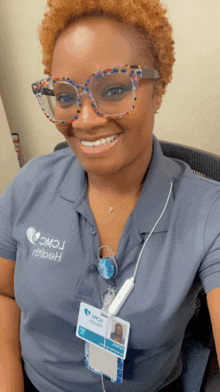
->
[98,257,116,279]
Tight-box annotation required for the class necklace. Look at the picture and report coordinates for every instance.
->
[89,181,142,213]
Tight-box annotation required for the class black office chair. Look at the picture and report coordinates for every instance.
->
[54,140,220,391]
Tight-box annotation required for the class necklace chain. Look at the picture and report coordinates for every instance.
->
[89,182,142,213]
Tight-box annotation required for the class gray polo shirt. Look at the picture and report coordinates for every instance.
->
[1,135,220,392]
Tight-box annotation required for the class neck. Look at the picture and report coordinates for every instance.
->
[87,144,153,196]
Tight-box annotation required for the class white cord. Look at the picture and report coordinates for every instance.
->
[101,315,112,392]
[104,316,112,350]
[133,181,173,280]
[101,373,107,392]
[101,316,112,392]
[100,181,173,392]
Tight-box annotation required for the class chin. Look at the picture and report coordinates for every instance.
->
[80,161,121,177]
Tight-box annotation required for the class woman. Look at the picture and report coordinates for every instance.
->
[110,323,125,345]
[0,0,220,391]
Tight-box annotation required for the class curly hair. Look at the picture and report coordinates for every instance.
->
[39,0,175,96]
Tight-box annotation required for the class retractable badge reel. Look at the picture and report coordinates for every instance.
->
[98,246,118,313]
[98,245,118,280]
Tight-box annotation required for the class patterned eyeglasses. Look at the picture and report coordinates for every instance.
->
[32,65,160,124]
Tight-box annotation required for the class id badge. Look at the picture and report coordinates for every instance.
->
[76,302,130,384]
[76,302,130,359]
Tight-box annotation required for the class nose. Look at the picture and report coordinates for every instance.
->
[71,94,107,131]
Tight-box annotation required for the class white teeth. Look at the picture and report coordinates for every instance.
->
[81,135,117,147]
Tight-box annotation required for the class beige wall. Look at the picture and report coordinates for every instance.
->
[0,0,65,168]
[0,95,20,194]
[0,0,220,169]
[157,0,220,152]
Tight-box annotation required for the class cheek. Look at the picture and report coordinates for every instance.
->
[120,107,154,142]
[55,123,72,137]
[134,103,155,136]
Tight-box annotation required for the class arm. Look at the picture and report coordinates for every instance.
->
[0,295,24,392]
[207,286,220,369]
[0,257,24,392]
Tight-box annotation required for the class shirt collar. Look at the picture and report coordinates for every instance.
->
[60,135,182,233]
[60,154,87,205]
[133,135,182,233]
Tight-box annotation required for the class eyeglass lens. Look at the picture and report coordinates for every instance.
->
[40,73,134,121]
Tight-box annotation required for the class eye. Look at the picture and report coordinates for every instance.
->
[56,93,77,107]
[101,84,132,100]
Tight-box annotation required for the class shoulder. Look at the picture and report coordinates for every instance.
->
[170,157,220,206]
[0,147,76,209]
[21,146,75,181]
[161,157,220,243]
[169,158,220,248]
[4,147,75,192]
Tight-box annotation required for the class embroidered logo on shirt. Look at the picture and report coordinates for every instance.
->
[26,227,65,262]
[26,227,41,244]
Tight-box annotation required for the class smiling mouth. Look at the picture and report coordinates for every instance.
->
[80,135,117,147]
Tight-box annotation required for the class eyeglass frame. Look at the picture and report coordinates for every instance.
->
[32,64,160,124]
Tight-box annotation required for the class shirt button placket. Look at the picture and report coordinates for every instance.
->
[89,264,98,273]
[88,227,98,274]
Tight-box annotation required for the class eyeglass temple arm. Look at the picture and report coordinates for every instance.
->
[32,85,55,97]
[41,88,55,96]
[141,67,159,79]
[113,65,159,79]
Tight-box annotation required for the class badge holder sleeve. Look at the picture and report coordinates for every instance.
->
[85,341,124,384]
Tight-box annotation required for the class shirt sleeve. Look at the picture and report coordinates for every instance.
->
[0,159,36,261]
[199,194,220,294]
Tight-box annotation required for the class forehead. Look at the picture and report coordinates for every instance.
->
[52,17,153,80]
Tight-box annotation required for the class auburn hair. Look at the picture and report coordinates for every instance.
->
[39,0,175,96]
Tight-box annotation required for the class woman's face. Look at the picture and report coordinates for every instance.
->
[51,17,163,176]
[115,324,123,337]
